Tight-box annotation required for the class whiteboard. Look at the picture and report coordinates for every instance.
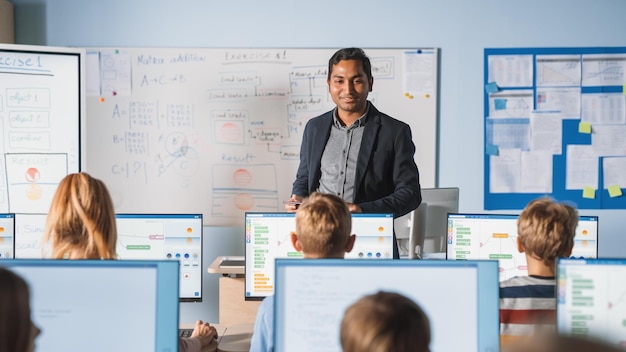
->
[85,48,439,225]
[0,44,84,215]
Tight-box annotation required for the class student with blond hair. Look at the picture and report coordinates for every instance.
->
[42,172,117,259]
[500,197,578,339]
[43,172,217,352]
[340,291,431,352]
[250,192,356,352]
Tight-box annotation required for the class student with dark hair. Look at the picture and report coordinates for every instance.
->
[0,267,41,352]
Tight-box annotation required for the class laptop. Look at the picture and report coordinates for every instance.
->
[446,213,598,281]
[0,213,15,259]
[244,212,395,300]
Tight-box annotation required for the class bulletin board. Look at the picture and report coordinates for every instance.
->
[484,47,626,210]
[85,48,439,225]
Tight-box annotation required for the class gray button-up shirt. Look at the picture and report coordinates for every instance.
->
[317,105,369,202]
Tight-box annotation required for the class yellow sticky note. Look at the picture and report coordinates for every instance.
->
[579,122,592,134]
[608,185,623,198]
[623,84,626,94]
[582,186,596,199]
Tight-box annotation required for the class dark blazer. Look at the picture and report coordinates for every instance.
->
[292,103,422,218]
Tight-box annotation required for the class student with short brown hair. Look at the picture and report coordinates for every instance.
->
[503,333,622,352]
[291,191,354,258]
[340,291,431,352]
[500,197,578,338]
[250,192,356,352]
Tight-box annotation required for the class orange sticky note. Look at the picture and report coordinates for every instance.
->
[582,186,596,199]
[579,122,592,134]
[608,185,623,198]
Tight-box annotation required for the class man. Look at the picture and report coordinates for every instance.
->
[285,47,421,258]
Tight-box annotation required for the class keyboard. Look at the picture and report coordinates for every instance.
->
[179,328,193,338]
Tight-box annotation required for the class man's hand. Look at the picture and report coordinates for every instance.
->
[284,194,304,212]
[347,203,362,213]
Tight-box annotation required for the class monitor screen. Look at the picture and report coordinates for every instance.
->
[557,258,626,348]
[0,213,15,259]
[115,214,203,302]
[14,213,47,259]
[274,259,500,352]
[244,212,394,300]
[446,213,598,281]
[0,259,179,352]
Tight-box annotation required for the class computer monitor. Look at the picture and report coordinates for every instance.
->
[14,213,47,259]
[0,213,15,259]
[115,214,203,302]
[273,259,500,352]
[395,187,460,258]
[0,259,179,352]
[557,258,626,348]
[446,213,599,281]
[244,212,395,300]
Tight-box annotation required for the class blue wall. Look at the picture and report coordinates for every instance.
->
[11,0,626,323]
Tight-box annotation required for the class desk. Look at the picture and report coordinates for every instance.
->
[217,323,254,352]
[208,256,262,326]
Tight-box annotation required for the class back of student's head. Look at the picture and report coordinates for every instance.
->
[295,192,352,258]
[0,267,35,352]
[340,291,430,352]
[43,172,117,259]
[503,333,622,352]
[517,197,578,266]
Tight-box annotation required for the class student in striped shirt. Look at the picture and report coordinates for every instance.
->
[499,197,578,337]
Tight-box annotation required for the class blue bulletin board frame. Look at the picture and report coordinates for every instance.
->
[484,47,626,210]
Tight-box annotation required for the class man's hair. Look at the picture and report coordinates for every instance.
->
[341,291,431,352]
[43,172,118,259]
[295,192,351,257]
[0,267,33,352]
[517,197,578,266]
[328,48,372,80]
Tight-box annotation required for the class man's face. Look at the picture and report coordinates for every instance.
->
[327,59,373,117]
